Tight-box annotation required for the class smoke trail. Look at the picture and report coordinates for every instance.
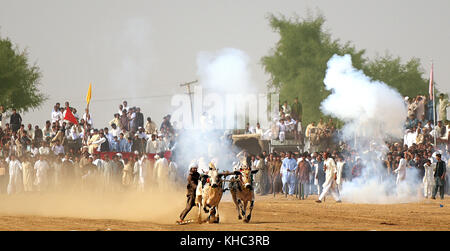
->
[173,48,254,175]
[321,54,421,204]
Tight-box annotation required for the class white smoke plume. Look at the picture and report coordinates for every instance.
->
[196,48,253,94]
[321,54,421,204]
[173,48,255,175]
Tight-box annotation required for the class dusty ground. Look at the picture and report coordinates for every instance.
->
[0,192,449,231]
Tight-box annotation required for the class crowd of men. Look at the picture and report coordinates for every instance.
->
[1,92,449,202]
[240,146,449,201]
[240,93,450,201]
[0,101,181,195]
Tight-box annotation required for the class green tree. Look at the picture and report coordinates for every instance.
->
[262,13,431,128]
[261,14,366,127]
[363,54,429,99]
[0,36,46,112]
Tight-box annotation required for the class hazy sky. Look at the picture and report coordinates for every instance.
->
[1,0,449,127]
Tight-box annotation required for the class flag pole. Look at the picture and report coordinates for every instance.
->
[431,60,437,147]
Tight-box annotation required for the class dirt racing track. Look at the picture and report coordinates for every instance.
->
[0,192,448,231]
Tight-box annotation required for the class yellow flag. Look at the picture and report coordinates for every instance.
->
[86,83,92,106]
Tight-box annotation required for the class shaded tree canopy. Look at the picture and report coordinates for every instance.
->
[0,36,46,112]
[262,13,431,128]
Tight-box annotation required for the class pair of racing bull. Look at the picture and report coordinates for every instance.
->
[178,161,258,224]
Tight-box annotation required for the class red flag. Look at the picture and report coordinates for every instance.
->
[429,62,434,100]
[64,107,78,125]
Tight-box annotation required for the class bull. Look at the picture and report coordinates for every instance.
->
[195,167,230,224]
[229,163,258,223]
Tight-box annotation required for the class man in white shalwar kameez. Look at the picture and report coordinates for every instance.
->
[280,152,297,195]
[7,155,23,195]
[22,156,34,192]
[423,159,435,198]
[336,155,345,192]
[137,155,148,192]
[34,155,50,192]
[393,153,407,185]
[316,152,341,203]
[154,153,169,189]
[102,157,113,192]
[168,158,178,184]
[93,155,106,192]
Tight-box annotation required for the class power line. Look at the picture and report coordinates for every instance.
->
[89,93,175,103]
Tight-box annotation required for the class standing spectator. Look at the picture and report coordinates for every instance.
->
[119,110,130,131]
[124,137,133,153]
[109,113,120,128]
[21,155,34,193]
[83,108,93,127]
[34,154,50,192]
[7,154,22,195]
[416,95,426,122]
[145,117,157,135]
[438,94,450,122]
[314,154,325,196]
[316,152,341,203]
[52,140,65,155]
[118,104,124,115]
[394,153,407,185]
[51,105,62,124]
[296,153,310,200]
[9,109,22,133]
[291,97,303,122]
[0,105,6,128]
[129,108,137,132]
[280,151,297,196]
[423,159,435,198]
[122,101,129,113]
[110,136,120,152]
[110,123,120,138]
[0,159,7,193]
[281,101,291,115]
[336,154,346,192]
[253,154,266,195]
[135,107,144,131]
[432,153,446,200]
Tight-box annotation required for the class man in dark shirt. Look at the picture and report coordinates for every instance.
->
[432,154,446,200]
[291,97,303,122]
[134,107,144,130]
[178,163,200,224]
[9,109,22,133]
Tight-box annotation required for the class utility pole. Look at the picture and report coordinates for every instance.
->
[180,80,198,126]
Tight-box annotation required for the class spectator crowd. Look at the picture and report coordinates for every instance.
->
[0,91,449,202]
[0,101,181,195]
[239,93,450,201]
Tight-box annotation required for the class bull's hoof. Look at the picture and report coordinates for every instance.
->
[246,215,252,222]
[214,217,220,223]
[203,207,208,213]
[238,215,242,220]
[243,218,249,223]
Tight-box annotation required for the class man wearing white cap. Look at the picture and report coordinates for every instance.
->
[177,162,200,224]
